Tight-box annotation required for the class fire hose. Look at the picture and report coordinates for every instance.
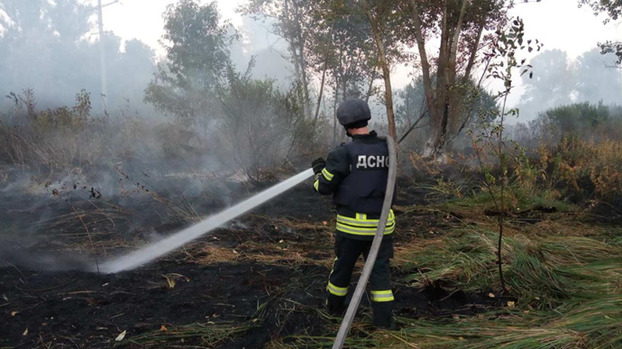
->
[95,134,397,347]
[332,135,397,349]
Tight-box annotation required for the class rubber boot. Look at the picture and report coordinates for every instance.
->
[372,302,396,329]
[327,293,346,316]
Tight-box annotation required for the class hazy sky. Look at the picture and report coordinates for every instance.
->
[96,0,621,122]
[100,0,620,58]
[99,0,245,53]
[100,0,620,70]
[100,0,622,77]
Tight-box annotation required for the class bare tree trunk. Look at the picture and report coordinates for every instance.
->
[365,67,376,103]
[406,87,412,127]
[313,58,328,127]
[430,1,450,155]
[363,1,396,139]
[293,0,310,117]
[463,16,486,83]
[446,0,468,135]
[284,0,309,118]
[452,16,487,137]
[409,1,438,156]
[411,0,469,156]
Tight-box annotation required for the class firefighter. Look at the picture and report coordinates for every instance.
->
[312,98,395,329]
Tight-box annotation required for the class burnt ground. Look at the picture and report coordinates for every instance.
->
[1,175,513,348]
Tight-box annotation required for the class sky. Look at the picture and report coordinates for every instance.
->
[9,0,620,121]
[100,0,620,61]
[99,0,621,90]
[99,0,246,55]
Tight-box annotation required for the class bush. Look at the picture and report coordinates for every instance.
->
[217,69,310,182]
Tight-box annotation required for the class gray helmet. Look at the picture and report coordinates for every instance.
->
[336,98,371,127]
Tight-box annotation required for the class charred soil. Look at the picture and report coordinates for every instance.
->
[1,176,511,348]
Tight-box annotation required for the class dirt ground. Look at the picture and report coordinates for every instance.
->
[0,177,512,348]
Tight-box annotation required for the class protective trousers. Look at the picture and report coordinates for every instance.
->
[326,234,394,327]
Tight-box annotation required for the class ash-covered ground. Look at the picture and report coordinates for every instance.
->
[0,168,512,348]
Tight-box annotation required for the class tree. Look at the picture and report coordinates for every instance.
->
[579,0,622,65]
[517,49,574,121]
[0,0,154,114]
[575,49,622,103]
[395,76,498,146]
[517,48,621,120]
[309,0,406,142]
[407,0,510,156]
[395,79,427,129]
[0,0,93,106]
[360,0,401,139]
[244,0,314,118]
[218,63,308,179]
[145,0,233,124]
[542,102,610,141]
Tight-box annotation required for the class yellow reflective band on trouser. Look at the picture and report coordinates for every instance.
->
[314,179,319,192]
[336,210,395,236]
[322,168,334,181]
[327,282,348,297]
[370,290,394,302]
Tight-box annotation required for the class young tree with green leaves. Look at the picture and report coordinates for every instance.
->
[311,0,407,141]
[359,0,402,139]
[145,0,234,125]
[243,0,314,118]
[407,0,511,156]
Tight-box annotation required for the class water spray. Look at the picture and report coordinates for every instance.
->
[96,168,314,274]
[96,135,396,349]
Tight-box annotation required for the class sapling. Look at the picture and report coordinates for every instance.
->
[471,17,541,291]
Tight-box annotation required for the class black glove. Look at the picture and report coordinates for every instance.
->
[312,157,326,174]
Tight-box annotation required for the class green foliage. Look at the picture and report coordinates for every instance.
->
[217,64,309,181]
[145,0,234,123]
[308,0,380,101]
[401,225,621,306]
[598,40,622,65]
[578,0,621,22]
[579,0,622,65]
[542,102,610,140]
[244,0,315,116]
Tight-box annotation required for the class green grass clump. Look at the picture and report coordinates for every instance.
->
[402,230,621,306]
[504,235,621,308]
[395,295,621,349]
[284,295,621,348]
[401,230,501,289]
[438,185,571,215]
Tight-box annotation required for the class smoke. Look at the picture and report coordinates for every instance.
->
[0,0,157,115]
[0,2,329,272]
[515,48,622,122]
[0,244,93,272]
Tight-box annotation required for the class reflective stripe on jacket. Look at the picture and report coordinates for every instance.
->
[336,209,395,236]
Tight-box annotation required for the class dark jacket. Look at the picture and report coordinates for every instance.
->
[314,131,395,240]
